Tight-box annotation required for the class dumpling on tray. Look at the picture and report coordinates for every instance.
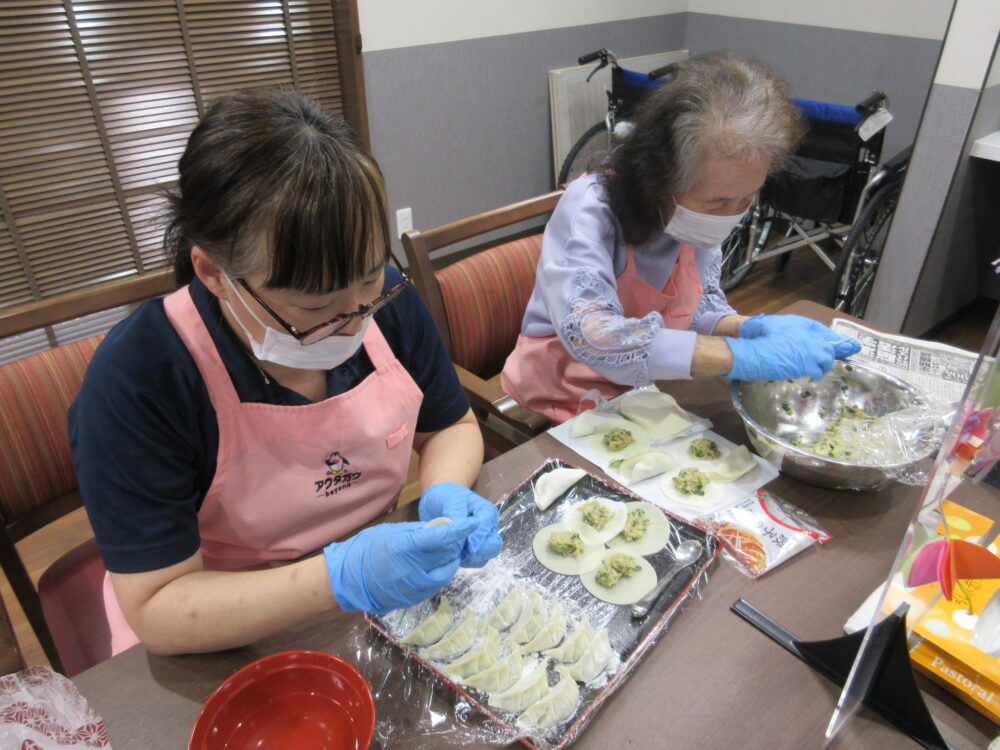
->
[518,666,580,729]
[533,466,587,511]
[545,614,596,664]
[463,646,524,692]
[489,662,549,713]
[422,606,478,661]
[484,583,525,632]
[521,601,566,653]
[400,595,453,646]
[567,628,614,682]
[443,626,501,678]
[607,501,672,557]
[532,521,604,575]
[562,496,628,543]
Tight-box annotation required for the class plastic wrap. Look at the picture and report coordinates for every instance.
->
[696,489,830,578]
[361,458,719,750]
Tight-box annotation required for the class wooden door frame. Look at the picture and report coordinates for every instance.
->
[331,0,370,150]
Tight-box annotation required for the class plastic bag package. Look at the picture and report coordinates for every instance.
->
[360,458,719,750]
[696,489,830,579]
[0,666,109,749]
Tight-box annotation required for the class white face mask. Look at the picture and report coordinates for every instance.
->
[223,276,370,371]
[663,200,748,249]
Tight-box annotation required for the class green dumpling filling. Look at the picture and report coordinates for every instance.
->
[620,508,650,541]
[688,437,721,461]
[579,500,612,531]
[672,468,710,496]
[601,427,636,453]
[548,530,585,557]
[595,553,642,588]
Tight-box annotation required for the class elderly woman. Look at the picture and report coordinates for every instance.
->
[502,51,860,423]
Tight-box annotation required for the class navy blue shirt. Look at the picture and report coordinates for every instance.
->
[69,267,469,573]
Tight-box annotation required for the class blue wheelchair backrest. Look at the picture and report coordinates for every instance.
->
[793,98,865,127]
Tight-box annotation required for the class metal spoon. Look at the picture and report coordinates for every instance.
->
[630,539,703,619]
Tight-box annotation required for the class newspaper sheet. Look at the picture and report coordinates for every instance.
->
[830,318,983,404]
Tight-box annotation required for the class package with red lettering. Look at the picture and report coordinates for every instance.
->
[697,489,831,578]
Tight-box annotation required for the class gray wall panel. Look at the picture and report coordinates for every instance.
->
[864,84,979,332]
[363,16,686,256]
[684,13,943,163]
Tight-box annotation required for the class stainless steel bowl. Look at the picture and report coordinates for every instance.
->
[731,360,935,491]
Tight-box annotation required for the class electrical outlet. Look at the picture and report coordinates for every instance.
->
[395,207,413,238]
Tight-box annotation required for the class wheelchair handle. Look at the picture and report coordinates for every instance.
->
[856,90,887,114]
[578,49,608,65]
[647,63,677,81]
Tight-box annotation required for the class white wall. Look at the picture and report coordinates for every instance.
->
[688,0,950,40]
[359,0,950,53]
[357,0,685,52]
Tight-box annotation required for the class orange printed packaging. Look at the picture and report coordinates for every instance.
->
[697,489,830,579]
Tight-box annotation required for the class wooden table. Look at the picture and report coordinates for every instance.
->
[72,302,997,749]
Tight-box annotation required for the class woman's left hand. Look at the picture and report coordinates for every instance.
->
[419,482,502,568]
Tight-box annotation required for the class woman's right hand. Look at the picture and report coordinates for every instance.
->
[724,329,834,381]
[323,519,477,615]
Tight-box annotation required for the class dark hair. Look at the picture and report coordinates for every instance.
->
[599,51,804,245]
[163,88,390,292]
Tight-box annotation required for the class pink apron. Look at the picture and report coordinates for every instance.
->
[103,286,423,653]
[501,243,703,423]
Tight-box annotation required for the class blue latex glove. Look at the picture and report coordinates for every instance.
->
[419,482,502,568]
[324,518,476,614]
[740,314,861,360]
[724,331,834,381]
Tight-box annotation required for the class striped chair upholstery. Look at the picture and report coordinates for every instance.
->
[0,335,102,520]
[435,234,542,377]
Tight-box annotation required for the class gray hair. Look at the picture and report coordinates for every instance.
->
[600,51,804,244]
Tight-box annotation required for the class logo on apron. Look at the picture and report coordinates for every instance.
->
[315,450,363,497]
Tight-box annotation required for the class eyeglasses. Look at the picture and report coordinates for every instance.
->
[237,272,411,345]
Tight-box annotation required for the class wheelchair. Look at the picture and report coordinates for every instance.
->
[719,93,907,318]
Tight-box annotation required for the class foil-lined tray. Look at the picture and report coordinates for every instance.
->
[368,458,719,749]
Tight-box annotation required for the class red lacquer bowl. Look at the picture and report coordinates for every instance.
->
[189,650,376,750]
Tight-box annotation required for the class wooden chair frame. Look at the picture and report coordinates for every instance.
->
[0,269,175,672]
[401,191,563,451]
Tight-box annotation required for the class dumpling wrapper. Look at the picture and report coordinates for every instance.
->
[562,496,628,543]
[505,590,547,645]
[484,583,525,632]
[532,521,605,575]
[533,467,588,511]
[422,606,478,661]
[615,449,676,484]
[580,553,657,605]
[443,626,501,678]
[660,468,726,508]
[590,418,650,462]
[619,390,693,440]
[707,445,757,482]
[570,409,623,438]
[544,614,596,664]
[521,601,567,653]
[607,501,672,556]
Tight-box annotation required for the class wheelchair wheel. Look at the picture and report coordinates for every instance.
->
[719,206,759,292]
[826,179,901,316]
[557,121,610,186]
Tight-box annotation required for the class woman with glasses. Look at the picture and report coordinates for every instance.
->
[69,89,501,656]
[501,52,861,423]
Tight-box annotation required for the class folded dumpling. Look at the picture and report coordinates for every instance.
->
[570,409,622,438]
[567,627,613,682]
[484,583,525,632]
[443,626,501,677]
[506,590,547,645]
[422,607,478,661]
[400,596,453,646]
[620,390,691,440]
[463,646,524,692]
[708,445,756,482]
[489,662,549,713]
[616,449,676,484]
[518,666,580,729]
[544,614,596,664]
[533,467,587,510]
[520,601,566,653]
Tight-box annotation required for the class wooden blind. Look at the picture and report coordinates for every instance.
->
[0,0,359,329]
